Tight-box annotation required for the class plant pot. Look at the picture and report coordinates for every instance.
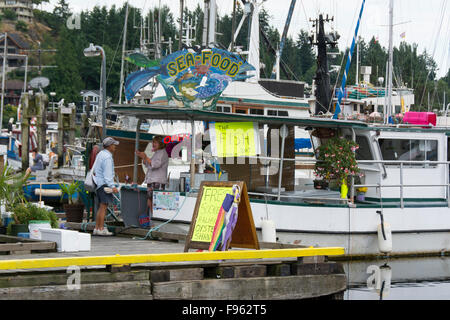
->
[10,224,28,236]
[64,204,85,223]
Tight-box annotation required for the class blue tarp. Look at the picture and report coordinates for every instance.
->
[295,138,312,150]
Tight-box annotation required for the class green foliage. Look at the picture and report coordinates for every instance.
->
[314,137,361,186]
[59,181,82,205]
[2,104,17,128]
[16,20,28,32]
[0,166,29,211]
[2,9,17,20]
[11,203,58,228]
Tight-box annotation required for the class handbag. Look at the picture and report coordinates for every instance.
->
[84,170,96,192]
[84,155,99,192]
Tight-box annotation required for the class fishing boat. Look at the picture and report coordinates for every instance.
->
[109,103,450,258]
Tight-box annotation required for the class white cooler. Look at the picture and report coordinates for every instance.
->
[40,229,91,252]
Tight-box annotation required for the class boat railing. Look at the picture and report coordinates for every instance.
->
[243,156,450,208]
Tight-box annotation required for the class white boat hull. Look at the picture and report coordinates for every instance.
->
[151,194,450,257]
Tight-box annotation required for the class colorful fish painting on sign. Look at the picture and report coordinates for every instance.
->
[124,48,255,110]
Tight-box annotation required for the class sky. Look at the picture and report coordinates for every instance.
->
[39,0,449,78]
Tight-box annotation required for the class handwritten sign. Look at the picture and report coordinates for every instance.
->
[184,181,259,252]
[191,186,232,242]
[210,122,260,157]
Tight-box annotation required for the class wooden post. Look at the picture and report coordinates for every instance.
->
[35,93,48,154]
[20,93,31,172]
[133,118,142,184]
[57,104,64,167]
[68,104,76,146]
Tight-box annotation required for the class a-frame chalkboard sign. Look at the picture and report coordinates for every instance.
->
[184,181,260,252]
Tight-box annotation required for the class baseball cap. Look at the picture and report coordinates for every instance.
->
[103,137,119,147]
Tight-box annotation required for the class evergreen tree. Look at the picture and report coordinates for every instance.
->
[45,26,83,104]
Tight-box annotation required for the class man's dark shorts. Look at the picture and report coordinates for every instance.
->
[96,185,113,204]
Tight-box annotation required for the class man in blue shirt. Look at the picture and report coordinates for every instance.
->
[92,137,119,236]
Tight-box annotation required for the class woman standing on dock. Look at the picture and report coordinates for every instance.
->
[135,135,169,221]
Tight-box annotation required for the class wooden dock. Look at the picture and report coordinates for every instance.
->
[0,226,347,300]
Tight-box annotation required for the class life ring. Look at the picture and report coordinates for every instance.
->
[89,145,100,169]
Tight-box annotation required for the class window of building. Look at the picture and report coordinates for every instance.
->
[378,138,438,166]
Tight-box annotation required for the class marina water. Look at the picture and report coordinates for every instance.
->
[342,256,450,300]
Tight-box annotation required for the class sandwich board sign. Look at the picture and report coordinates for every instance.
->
[184,181,259,252]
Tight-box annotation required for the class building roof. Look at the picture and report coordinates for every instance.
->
[6,80,24,90]
[0,33,30,50]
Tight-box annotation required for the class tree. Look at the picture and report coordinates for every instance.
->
[296,30,315,82]
[2,9,17,20]
[45,26,83,104]
[16,21,28,32]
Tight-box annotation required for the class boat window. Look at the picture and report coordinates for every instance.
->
[355,136,373,160]
[216,106,231,113]
[249,108,264,115]
[267,110,289,117]
[344,135,373,161]
[378,139,438,166]
[235,108,247,114]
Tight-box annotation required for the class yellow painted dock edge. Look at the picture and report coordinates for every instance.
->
[0,247,344,271]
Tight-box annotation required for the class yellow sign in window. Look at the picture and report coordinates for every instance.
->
[210,122,260,157]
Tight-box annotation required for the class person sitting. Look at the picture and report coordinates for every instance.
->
[25,148,45,176]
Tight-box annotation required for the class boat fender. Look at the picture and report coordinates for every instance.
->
[261,218,276,243]
[378,264,392,299]
[376,210,392,253]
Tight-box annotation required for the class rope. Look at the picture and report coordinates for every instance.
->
[115,163,143,169]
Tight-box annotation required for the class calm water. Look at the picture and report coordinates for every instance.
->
[342,256,450,300]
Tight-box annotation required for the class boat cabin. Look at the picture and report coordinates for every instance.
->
[107,104,450,209]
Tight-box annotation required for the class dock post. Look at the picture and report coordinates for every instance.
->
[20,92,32,172]
[277,125,288,200]
[35,92,48,155]
[133,118,142,184]
[190,118,195,190]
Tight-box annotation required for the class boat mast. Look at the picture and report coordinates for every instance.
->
[119,2,129,104]
[1,32,7,131]
[247,0,261,82]
[386,0,394,124]
[333,0,366,119]
[179,0,184,50]
[311,14,335,115]
[272,0,296,81]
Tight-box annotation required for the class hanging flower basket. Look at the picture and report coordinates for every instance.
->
[314,136,361,189]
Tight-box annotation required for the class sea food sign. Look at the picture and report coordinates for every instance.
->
[125,48,255,109]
